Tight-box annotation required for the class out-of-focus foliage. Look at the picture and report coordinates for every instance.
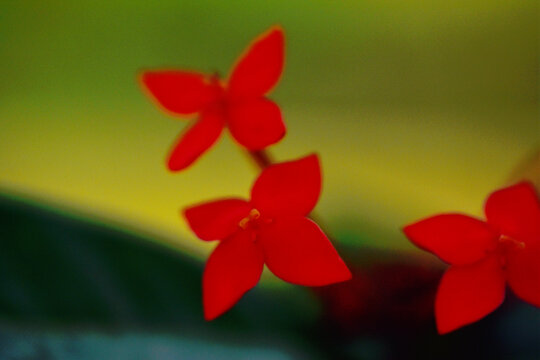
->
[1,195,539,359]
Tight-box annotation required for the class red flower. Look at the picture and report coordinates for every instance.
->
[403,182,540,334]
[140,26,286,171]
[184,154,352,320]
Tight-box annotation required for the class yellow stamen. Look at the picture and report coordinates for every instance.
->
[238,217,250,230]
[238,209,261,229]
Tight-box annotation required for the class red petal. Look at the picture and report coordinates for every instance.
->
[141,71,219,115]
[227,98,285,150]
[485,182,540,245]
[227,26,284,97]
[506,243,540,307]
[403,214,499,266]
[203,230,264,320]
[251,154,321,217]
[258,216,351,286]
[167,109,224,171]
[435,255,506,334]
[184,199,252,241]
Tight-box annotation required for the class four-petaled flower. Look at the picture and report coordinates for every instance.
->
[184,154,352,320]
[140,26,286,171]
[403,182,540,334]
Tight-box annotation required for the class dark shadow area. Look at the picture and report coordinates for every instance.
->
[0,194,538,359]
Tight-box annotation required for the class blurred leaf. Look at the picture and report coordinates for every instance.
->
[0,193,321,357]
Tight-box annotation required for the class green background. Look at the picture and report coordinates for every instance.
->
[0,1,539,358]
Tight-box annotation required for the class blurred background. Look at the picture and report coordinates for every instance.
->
[0,1,538,359]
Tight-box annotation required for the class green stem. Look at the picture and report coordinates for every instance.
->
[247,149,273,170]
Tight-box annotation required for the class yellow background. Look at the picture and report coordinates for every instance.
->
[1,1,538,258]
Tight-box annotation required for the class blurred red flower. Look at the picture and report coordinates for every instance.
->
[140,26,286,171]
[184,154,351,320]
[403,182,540,334]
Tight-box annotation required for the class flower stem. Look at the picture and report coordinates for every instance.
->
[247,150,273,169]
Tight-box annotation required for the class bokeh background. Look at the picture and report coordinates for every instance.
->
[0,1,538,359]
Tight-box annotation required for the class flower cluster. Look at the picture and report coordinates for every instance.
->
[185,155,351,319]
[139,25,539,330]
[140,26,350,320]
[403,182,540,333]
[141,26,285,171]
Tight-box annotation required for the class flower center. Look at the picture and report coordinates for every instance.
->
[496,234,525,269]
[238,209,261,230]
[238,209,273,231]
[210,72,222,86]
